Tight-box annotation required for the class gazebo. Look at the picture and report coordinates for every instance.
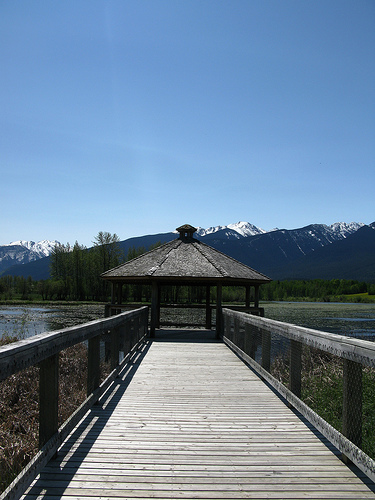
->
[101,224,271,336]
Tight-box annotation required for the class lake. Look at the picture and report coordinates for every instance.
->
[0,304,105,340]
[0,302,375,341]
[264,301,375,339]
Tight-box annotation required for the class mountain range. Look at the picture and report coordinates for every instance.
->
[1,221,375,282]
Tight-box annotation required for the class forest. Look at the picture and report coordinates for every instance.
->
[0,231,374,304]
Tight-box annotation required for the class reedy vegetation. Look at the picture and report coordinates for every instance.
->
[271,347,375,460]
[0,334,111,494]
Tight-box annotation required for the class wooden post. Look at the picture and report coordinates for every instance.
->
[245,285,251,309]
[223,313,229,338]
[233,316,239,347]
[156,284,161,328]
[87,335,100,396]
[110,326,120,370]
[216,284,222,339]
[110,282,115,305]
[150,281,158,338]
[116,282,122,306]
[289,339,302,398]
[261,330,271,372]
[205,286,211,329]
[343,359,362,452]
[39,354,59,449]
[254,285,260,308]
[245,323,257,359]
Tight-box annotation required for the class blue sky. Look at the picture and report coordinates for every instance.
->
[1,0,374,247]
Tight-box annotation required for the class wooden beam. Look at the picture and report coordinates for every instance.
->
[205,286,211,329]
[254,285,260,308]
[150,281,158,338]
[87,336,100,397]
[245,285,251,308]
[289,339,302,398]
[216,284,222,339]
[343,359,362,453]
[39,354,59,449]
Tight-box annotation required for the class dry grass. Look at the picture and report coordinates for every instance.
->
[0,337,89,493]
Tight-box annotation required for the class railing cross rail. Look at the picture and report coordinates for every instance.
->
[222,307,375,482]
[0,306,148,500]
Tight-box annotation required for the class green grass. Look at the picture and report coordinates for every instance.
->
[272,348,375,460]
[337,292,375,303]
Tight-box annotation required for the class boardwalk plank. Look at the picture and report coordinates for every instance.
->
[23,332,375,499]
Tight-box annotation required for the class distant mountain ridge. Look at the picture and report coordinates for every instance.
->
[196,221,267,238]
[1,221,374,282]
[0,240,59,275]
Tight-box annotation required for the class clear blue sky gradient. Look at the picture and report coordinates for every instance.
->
[1,0,374,247]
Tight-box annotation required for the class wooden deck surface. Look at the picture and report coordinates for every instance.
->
[23,329,375,499]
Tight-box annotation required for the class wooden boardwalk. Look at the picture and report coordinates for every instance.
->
[23,330,375,499]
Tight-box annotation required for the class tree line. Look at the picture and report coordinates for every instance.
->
[260,279,375,302]
[0,230,374,303]
[0,232,163,302]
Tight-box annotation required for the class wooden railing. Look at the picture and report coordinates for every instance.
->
[222,308,375,483]
[0,306,148,500]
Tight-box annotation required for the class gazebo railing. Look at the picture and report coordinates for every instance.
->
[222,308,375,483]
[0,306,148,500]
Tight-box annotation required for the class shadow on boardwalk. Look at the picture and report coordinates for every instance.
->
[24,328,375,499]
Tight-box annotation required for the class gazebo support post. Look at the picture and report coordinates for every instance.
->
[216,284,222,339]
[116,283,122,306]
[110,283,115,305]
[254,285,260,308]
[205,286,211,329]
[245,285,251,309]
[156,284,161,328]
[150,281,158,338]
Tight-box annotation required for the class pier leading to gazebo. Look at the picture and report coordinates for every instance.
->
[101,224,272,336]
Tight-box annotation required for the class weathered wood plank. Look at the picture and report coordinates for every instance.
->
[22,335,375,499]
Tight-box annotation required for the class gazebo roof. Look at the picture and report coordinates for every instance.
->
[101,225,271,286]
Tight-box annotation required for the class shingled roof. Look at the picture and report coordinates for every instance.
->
[101,224,271,286]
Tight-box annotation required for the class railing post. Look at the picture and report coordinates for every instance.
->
[223,312,230,340]
[289,339,302,398]
[342,359,362,457]
[216,284,222,339]
[245,323,257,359]
[205,286,211,329]
[111,326,120,370]
[87,335,100,396]
[261,330,271,372]
[133,314,138,344]
[39,353,59,449]
[151,281,158,338]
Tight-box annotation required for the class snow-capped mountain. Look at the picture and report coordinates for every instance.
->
[196,221,364,242]
[0,240,59,274]
[196,222,266,238]
[1,222,373,281]
[327,222,365,238]
[4,240,59,258]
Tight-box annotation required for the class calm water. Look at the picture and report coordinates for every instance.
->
[0,304,105,340]
[1,302,375,341]
[264,301,375,339]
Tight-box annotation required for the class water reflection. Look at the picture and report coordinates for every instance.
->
[1,302,375,341]
[0,305,105,340]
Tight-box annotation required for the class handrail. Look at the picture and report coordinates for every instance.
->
[223,309,375,366]
[222,308,375,483]
[0,307,147,381]
[0,306,149,500]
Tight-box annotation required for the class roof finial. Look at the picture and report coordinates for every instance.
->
[176,224,197,241]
